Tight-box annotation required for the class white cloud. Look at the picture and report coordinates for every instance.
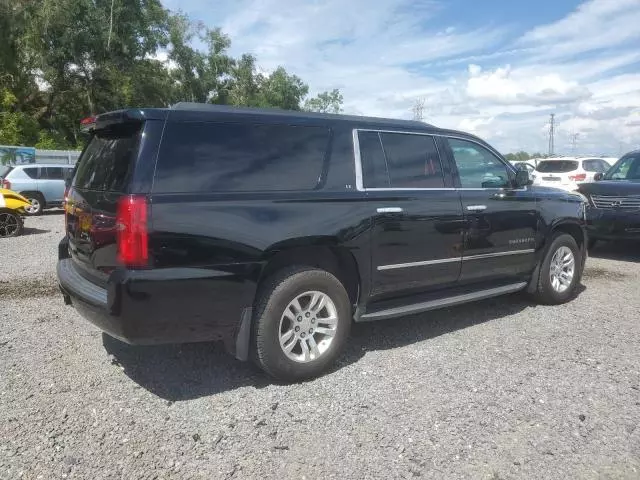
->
[165,0,640,154]
[466,65,592,106]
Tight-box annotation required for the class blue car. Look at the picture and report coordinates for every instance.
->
[0,163,75,215]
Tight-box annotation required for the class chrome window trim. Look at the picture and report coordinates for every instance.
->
[377,248,535,271]
[352,128,522,192]
[378,257,461,271]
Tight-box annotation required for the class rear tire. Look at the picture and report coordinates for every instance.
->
[253,266,351,382]
[23,193,44,215]
[0,210,24,237]
[532,233,582,305]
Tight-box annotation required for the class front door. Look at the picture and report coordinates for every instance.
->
[442,137,538,285]
[356,129,465,302]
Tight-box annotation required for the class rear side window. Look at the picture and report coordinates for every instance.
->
[22,167,39,179]
[380,133,444,188]
[536,161,579,173]
[358,131,390,188]
[73,126,141,192]
[154,122,329,193]
[358,131,445,189]
[582,159,609,173]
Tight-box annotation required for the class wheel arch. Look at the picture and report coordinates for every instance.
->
[257,243,363,309]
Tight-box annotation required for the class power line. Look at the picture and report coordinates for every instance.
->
[412,98,425,121]
[548,113,555,156]
[570,132,579,153]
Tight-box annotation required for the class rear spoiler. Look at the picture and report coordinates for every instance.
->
[79,108,168,133]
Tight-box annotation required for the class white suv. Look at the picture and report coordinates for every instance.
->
[533,157,611,191]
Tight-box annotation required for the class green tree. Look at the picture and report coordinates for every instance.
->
[304,89,344,114]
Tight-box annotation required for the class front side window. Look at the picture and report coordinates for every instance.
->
[155,122,329,193]
[447,138,510,188]
[605,155,640,180]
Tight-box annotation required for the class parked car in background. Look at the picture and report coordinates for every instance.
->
[0,164,74,215]
[578,150,640,248]
[510,161,537,182]
[57,104,587,381]
[0,188,31,237]
[533,157,611,191]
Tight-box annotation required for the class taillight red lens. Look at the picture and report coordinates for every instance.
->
[570,173,587,182]
[1,179,11,190]
[116,195,149,267]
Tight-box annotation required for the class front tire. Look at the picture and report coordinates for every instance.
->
[253,266,351,382]
[0,210,24,237]
[532,233,582,305]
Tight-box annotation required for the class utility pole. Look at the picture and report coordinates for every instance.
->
[570,132,579,154]
[548,113,555,156]
[412,98,425,122]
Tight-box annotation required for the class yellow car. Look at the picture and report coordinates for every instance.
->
[0,188,31,238]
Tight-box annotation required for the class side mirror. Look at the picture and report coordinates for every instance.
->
[514,169,530,187]
[594,172,604,181]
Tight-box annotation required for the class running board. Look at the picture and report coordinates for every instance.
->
[358,282,528,322]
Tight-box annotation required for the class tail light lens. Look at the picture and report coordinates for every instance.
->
[569,173,587,182]
[1,179,11,190]
[116,195,149,267]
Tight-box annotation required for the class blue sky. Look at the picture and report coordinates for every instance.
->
[162,0,640,155]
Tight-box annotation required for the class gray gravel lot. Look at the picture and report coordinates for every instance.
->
[1,213,639,479]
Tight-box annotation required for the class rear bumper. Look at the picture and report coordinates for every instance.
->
[585,207,640,240]
[534,181,579,192]
[57,256,258,354]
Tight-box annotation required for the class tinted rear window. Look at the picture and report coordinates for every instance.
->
[73,126,140,192]
[0,166,13,178]
[154,122,329,193]
[536,160,579,173]
[22,167,39,179]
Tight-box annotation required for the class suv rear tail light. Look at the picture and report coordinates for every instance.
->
[569,173,587,182]
[116,195,149,267]
[1,179,10,190]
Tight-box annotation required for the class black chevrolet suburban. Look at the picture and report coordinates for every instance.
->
[57,103,587,381]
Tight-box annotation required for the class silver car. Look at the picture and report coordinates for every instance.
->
[0,164,75,215]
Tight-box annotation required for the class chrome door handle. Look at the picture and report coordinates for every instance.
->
[376,207,403,213]
[466,205,487,212]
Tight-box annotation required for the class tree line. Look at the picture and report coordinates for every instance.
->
[0,0,344,150]
[503,151,548,162]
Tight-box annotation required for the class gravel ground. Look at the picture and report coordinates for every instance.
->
[1,213,639,479]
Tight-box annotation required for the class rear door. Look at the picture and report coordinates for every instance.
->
[443,137,538,285]
[66,121,154,283]
[357,129,465,301]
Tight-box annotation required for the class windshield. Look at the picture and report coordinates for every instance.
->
[536,160,579,173]
[604,154,640,180]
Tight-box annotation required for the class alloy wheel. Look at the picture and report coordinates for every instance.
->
[278,291,338,363]
[549,246,575,293]
[24,198,41,214]
[0,212,20,237]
